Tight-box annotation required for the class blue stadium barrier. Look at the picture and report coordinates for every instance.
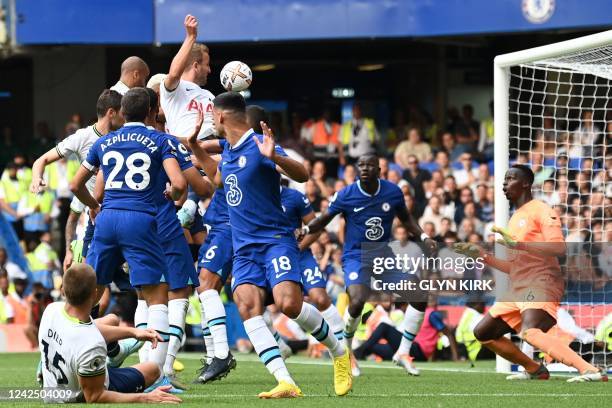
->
[0,211,33,284]
[13,0,612,44]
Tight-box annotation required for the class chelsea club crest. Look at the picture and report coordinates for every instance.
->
[522,0,555,24]
[238,155,247,168]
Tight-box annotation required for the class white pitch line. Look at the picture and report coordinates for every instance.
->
[180,393,612,398]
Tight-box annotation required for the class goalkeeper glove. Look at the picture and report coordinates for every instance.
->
[491,225,518,247]
[452,242,482,259]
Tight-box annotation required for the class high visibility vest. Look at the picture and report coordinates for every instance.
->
[23,190,55,232]
[455,308,482,361]
[185,295,202,326]
[67,159,80,182]
[482,118,494,142]
[34,242,58,265]
[26,251,46,272]
[340,118,376,145]
[312,120,340,146]
[25,190,54,214]
[0,294,7,323]
[70,240,84,263]
[46,162,60,190]
[595,314,612,351]
[18,167,32,186]
[0,177,21,204]
[355,302,375,341]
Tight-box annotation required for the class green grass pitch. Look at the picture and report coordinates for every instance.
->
[0,353,608,407]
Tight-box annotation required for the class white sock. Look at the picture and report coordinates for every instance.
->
[147,303,170,372]
[343,309,360,350]
[200,303,215,364]
[263,310,291,351]
[243,315,294,385]
[199,289,229,359]
[163,298,189,375]
[134,300,149,363]
[396,305,425,355]
[293,302,345,358]
[321,304,345,341]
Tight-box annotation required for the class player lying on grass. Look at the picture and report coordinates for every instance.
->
[38,263,181,403]
[455,164,607,383]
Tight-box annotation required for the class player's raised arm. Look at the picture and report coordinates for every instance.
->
[70,166,99,216]
[187,110,220,181]
[256,121,309,182]
[164,14,198,92]
[95,323,162,347]
[30,148,61,193]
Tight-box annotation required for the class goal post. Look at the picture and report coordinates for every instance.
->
[493,30,612,373]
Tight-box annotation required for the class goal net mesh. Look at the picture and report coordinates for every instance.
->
[507,44,611,371]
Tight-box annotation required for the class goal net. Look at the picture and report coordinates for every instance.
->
[494,31,612,373]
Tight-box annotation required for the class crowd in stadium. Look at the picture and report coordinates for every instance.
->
[0,94,609,365]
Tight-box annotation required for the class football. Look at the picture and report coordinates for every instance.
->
[220,61,253,92]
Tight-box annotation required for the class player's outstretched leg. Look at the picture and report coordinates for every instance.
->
[474,312,547,380]
[234,284,302,398]
[308,287,345,342]
[343,284,370,377]
[196,269,236,383]
[195,230,236,383]
[393,302,426,376]
[519,309,607,383]
[194,307,215,382]
[134,297,150,363]
[140,285,176,391]
[163,288,191,390]
[274,281,352,396]
[263,309,293,360]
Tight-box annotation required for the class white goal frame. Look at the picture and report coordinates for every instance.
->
[493,30,612,373]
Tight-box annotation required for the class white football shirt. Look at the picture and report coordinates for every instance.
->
[38,302,108,403]
[56,125,102,213]
[160,79,215,140]
[110,80,130,96]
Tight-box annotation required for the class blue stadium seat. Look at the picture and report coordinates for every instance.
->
[419,161,439,173]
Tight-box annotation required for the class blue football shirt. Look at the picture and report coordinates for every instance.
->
[328,179,405,254]
[203,188,230,228]
[280,186,313,230]
[153,134,193,239]
[84,123,179,215]
[219,130,294,251]
[202,138,230,228]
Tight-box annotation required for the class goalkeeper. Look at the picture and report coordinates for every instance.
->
[454,165,606,382]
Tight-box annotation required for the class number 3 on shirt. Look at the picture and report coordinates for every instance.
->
[103,151,151,190]
[224,174,243,206]
[365,216,384,240]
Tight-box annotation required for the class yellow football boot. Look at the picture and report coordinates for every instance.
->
[257,381,303,399]
[333,351,353,396]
